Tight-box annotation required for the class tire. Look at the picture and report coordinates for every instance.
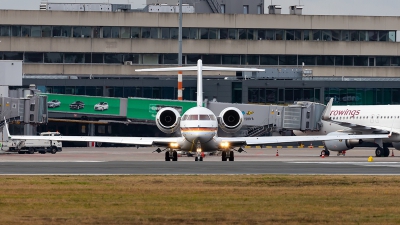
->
[383,147,390,157]
[172,151,178,161]
[51,147,57,154]
[375,148,383,157]
[28,148,35,154]
[165,151,170,161]
[195,157,198,161]
[222,151,227,161]
[200,157,203,161]
[229,151,234,161]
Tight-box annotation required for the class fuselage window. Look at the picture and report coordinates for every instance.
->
[188,114,199,120]
[199,115,211,120]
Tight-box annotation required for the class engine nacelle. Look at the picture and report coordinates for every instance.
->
[156,107,180,134]
[324,132,362,151]
[218,107,243,133]
[392,142,400,150]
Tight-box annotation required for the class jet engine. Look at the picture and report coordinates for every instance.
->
[392,142,400,150]
[218,107,243,133]
[156,107,180,133]
[324,132,362,151]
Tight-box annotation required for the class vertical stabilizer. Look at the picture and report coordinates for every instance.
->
[197,59,203,107]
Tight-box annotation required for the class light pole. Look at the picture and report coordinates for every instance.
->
[177,0,183,100]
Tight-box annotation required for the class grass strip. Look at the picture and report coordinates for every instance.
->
[0,175,399,224]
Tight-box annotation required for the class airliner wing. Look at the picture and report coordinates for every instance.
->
[218,133,390,147]
[7,135,180,146]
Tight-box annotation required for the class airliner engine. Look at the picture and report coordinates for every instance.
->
[218,107,243,133]
[324,132,362,151]
[392,142,400,150]
[156,107,180,133]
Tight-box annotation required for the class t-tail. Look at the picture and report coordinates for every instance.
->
[136,60,264,106]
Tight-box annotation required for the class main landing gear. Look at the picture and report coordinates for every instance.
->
[375,146,390,157]
[164,150,178,161]
[320,149,330,157]
[221,150,234,161]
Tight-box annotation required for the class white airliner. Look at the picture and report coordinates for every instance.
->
[4,60,389,161]
[294,98,397,157]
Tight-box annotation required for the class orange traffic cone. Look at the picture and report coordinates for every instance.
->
[309,143,313,149]
[392,150,395,157]
[276,149,279,156]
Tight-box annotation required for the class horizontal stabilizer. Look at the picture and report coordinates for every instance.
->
[136,66,264,72]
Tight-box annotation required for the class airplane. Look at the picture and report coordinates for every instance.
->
[3,60,389,161]
[294,98,397,157]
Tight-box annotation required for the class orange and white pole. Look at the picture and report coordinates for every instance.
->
[178,70,183,100]
[178,0,183,100]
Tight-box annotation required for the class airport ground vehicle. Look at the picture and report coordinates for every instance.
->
[1,132,62,154]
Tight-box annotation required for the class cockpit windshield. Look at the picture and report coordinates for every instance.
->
[181,114,217,121]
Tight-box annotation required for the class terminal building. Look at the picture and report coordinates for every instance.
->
[1,1,400,107]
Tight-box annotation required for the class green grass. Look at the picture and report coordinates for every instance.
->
[0,175,399,224]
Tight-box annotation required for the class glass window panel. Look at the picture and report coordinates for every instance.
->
[259,89,266,103]
[203,55,221,64]
[120,27,130,38]
[344,56,353,66]
[275,30,283,40]
[65,53,85,63]
[123,54,139,64]
[391,56,400,66]
[286,30,294,40]
[285,89,294,102]
[341,30,350,41]
[228,29,237,40]
[332,30,340,41]
[265,30,275,40]
[21,26,30,37]
[322,30,332,41]
[376,56,390,66]
[298,55,315,66]
[222,55,240,65]
[294,30,301,40]
[52,26,61,37]
[161,87,174,99]
[92,27,101,38]
[264,89,276,103]
[182,28,189,39]
[238,29,246,40]
[31,26,41,37]
[379,31,389,42]
[41,26,51,37]
[75,87,85,95]
[354,56,368,66]
[4,52,23,60]
[170,28,178,39]
[260,55,278,65]
[152,87,161,99]
[84,54,91,63]
[294,89,301,101]
[187,54,201,64]
[302,89,314,101]
[189,28,198,39]
[72,26,82,38]
[389,31,396,42]
[161,28,170,39]
[361,31,368,41]
[335,56,343,66]
[303,30,311,41]
[246,55,259,65]
[24,52,43,63]
[200,28,209,39]
[313,30,321,41]
[392,88,400,104]
[247,29,254,40]
[131,27,140,38]
[209,28,217,39]
[80,27,91,38]
[164,54,178,64]
[123,87,136,98]
[61,26,71,37]
[150,28,158,39]
[257,29,266,40]
[92,53,104,63]
[279,55,296,65]
[0,26,10,36]
[103,27,111,38]
[368,31,378,41]
[105,53,123,64]
[220,29,228,39]
[248,88,259,103]
[44,53,63,63]
[317,56,334,65]
[350,30,359,41]
[141,27,150,38]
[111,27,120,38]
[11,26,21,37]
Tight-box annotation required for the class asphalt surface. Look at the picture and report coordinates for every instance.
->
[0,147,400,175]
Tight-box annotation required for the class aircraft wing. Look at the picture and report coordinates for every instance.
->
[218,133,390,146]
[7,135,180,147]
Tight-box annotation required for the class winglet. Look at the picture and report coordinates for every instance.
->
[3,117,11,138]
[322,98,333,121]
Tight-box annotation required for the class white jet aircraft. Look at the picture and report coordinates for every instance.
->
[4,60,389,161]
[294,98,396,157]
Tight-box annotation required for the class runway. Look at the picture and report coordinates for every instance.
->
[0,147,400,175]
